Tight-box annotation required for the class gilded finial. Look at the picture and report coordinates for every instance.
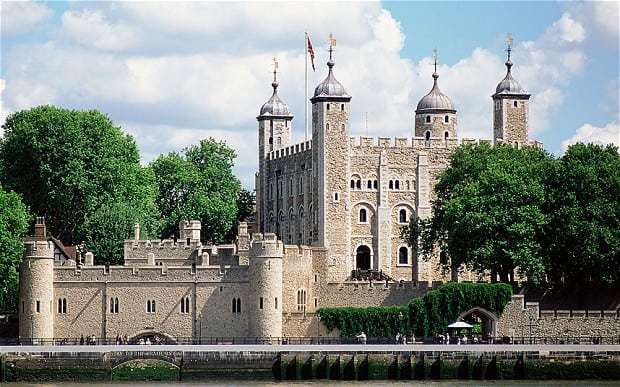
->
[506,33,513,61]
[433,47,438,73]
[329,33,337,47]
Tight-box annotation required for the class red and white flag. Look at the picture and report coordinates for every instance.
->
[307,35,315,71]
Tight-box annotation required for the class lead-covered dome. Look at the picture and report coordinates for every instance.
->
[258,80,292,118]
[494,58,528,96]
[415,71,455,113]
[312,59,350,99]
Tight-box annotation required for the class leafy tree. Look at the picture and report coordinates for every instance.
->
[542,143,620,286]
[0,106,158,264]
[225,188,256,240]
[0,185,31,313]
[150,138,241,243]
[403,143,554,283]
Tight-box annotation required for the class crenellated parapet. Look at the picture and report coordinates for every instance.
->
[249,233,284,258]
[267,140,312,161]
[350,136,473,150]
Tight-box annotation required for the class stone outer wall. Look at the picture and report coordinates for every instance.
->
[498,295,620,340]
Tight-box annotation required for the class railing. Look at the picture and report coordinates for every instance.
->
[2,335,619,346]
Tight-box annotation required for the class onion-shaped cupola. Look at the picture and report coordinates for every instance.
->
[415,53,455,114]
[493,37,529,97]
[258,64,293,119]
[311,43,351,102]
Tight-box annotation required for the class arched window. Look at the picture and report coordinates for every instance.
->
[57,298,67,314]
[398,247,409,265]
[277,137,282,145]
[359,208,367,223]
[389,180,394,189]
[425,131,431,140]
[395,180,400,190]
[367,180,372,189]
[297,289,307,311]
[373,180,378,189]
[425,115,431,123]
[299,176,303,193]
[356,179,361,189]
[445,131,449,139]
[341,104,345,111]
[110,297,119,314]
[399,209,407,223]
[146,300,156,313]
[351,180,355,189]
[514,101,518,107]
[444,115,449,123]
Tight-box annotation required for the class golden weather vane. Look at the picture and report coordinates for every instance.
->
[506,32,513,47]
[328,33,337,47]
[273,56,279,70]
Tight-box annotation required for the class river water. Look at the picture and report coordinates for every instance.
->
[4,381,619,386]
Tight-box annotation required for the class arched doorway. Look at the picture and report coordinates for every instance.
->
[356,245,371,270]
[457,307,499,342]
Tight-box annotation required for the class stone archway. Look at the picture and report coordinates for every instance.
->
[356,245,371,270]
[457,307,499,341]
[130,331,177,345]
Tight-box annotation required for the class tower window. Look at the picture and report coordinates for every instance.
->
[57,298,67,314]
[277,137,281,145]
[334,192,339,202]
[514,101,518,107]
[395,180,400,190]
[269,137,273,145]
[398,246,409,265]
[275,297,278,309]
[341,123,345,131]
[356,180,361,189]
[146,300,156,313]
[425,115,431,123]
[326,103,330,110]
[359,208,367,223]
[351,180,355,189]
[444,115,449,123]
[389,180,394,189]
[373,180,378,189]
[399,209,407,223]
[297,289,307,311]
[232,297,241,313]
[367,180,372,189]
[36,300,40,313]
[425,131,431,141]
[445,131,449,139]
[259,297,264,310]
[180,297,190,314]
[326,123,329,130]
[109,297,119,314]
[341,104,345,111]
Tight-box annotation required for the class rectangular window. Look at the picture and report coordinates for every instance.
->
[259,297,264,310]
[36,300,40,313]
[275,297,278,309]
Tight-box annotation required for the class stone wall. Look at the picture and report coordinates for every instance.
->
[498,295,620,340]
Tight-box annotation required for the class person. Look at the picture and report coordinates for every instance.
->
[410,334,416,344]
[445,332,450,344]
[356,331,367,344]
[80,334,84,345]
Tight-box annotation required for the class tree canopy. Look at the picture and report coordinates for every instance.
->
[0,106,158,265]
[402,142,620,287]
[0,184,31,313]
[541,143,620,286]
[150,138,241,243]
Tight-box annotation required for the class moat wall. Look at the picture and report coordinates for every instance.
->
[2,347,619,382]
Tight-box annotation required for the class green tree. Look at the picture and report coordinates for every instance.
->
[225,188,256,240]
[0,185,31,313]
[0,106,158,264]
[150,138,241,243]
[542,143,620,286]
[403,143,554,283]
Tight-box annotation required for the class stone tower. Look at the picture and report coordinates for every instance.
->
[492,37,530,145]
[415,50,458,142]
[310,39,352,280]
[248,233,283,338]
[19,217,55,341]
[256,59,294,233]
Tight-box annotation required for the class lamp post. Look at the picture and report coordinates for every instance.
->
[317,313,321,345]
[398,311,404,338]
[528,314,533,345]
[198,312,202,345]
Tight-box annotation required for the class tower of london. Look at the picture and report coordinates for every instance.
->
[19,40,544,343]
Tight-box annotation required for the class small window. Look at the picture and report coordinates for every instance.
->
[399,209,407,223]
[444,131,449,139]
[389,180,394,189]
[232,298,242,314]
[297,289,307,311]
[359,208,367,223]
[180,297,190,314]
[109,298,119,314]
[444,115,449,123]
[57,298,67,314]
[514,101,518,107]
[373,180,378,189]
[269,137,273,145]
[36,300,40,313]
[314,298,318,307]
[275,297,278,309]
[367,180,372,189]
[326,103,330,110]
[398,247,409,265]
[395,180,400,190]
[277,137,282,145]
[334,192,339,202]
[341,123,345,131]
[425,115,431,123]
[425,131,431,141]
[326,123,329,130]
[356,180,361,189]
[259,297,264,310]
[351,180,355,189]
[146,300,156,313]
[341,104,345,111]
[270,120,273,129]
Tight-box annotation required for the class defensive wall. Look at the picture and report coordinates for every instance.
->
[2,345,619,382]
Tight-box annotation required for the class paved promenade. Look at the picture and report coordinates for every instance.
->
[2,343,620,354]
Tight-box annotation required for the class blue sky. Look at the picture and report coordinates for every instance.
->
[1,1,618,189]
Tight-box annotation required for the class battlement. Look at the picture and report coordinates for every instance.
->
[24,240,55,258]
[267,140,312,161]
[350,136,483,150]
[250,233,283,258]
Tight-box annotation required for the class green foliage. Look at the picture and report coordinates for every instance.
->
[402,143,555,283]
[317,306,408,337]
[0,185,31,313]
[225,188,256,241]
[541,143,620,286]
[150,138,241,243]
[319,282,512,338]
[0,106,157,265]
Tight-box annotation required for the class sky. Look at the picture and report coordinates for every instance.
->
[1,1,618,189]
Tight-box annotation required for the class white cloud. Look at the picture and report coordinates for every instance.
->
[565,1,619,48]
[561,122,620,153]
[1,1,53,35]
[61,9,140,51]
[546,12,586,44]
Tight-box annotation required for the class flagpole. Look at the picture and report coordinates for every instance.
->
[304,32,308,142]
